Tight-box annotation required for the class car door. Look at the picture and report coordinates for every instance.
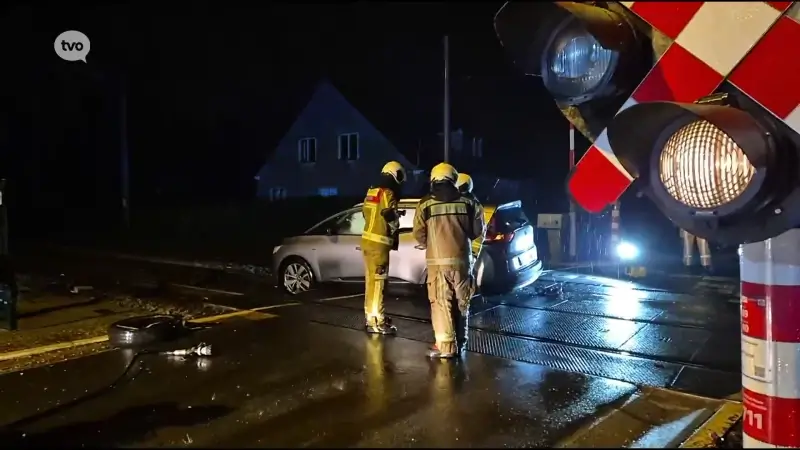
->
[328,209,367,280]
[388,207,426,283]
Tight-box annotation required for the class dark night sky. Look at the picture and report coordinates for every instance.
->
[0,2,587,210]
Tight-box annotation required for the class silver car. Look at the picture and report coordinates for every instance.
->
[272,198,543,295]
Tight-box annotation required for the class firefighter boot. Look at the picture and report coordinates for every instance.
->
[365,316,397,335]
[428,344,457,359]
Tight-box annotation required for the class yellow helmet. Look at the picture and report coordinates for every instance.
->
[455,173,474,194]
[430,162,458,184]
[381,161,407,184]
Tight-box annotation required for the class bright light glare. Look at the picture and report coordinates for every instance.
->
[659,119,755,209]
[616,241,639,260]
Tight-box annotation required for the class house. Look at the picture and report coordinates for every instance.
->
[256,80,417,200]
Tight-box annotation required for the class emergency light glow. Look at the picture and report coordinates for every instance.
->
[659,119,756,210]
[616,241,639,260]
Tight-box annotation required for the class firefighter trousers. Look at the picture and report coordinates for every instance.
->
[363,244,391,325]
[427,266,475,355]
[682,232,712,267]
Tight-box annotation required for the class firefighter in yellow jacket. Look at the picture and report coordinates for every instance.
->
[413,163,485,358]
[362,161,407,335]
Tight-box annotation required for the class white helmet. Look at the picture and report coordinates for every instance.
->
[455,173,474,194]
[381,161,406,184]
[430,162,458,184]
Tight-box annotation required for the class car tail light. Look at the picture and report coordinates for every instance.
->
[486,230,515,244]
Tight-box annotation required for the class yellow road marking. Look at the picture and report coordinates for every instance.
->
[679,402,742,448]
[0,302,301,361]
[0,335,110,362]
[190,302,301,323]
[0,292,362,362]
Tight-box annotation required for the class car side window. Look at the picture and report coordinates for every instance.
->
[399,208,415,231]
[333,210,366,236]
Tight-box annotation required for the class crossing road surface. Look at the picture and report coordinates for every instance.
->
[0,310,734,448]
[13,247,743,400]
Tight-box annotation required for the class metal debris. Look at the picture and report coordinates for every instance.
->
[163,343,212,357]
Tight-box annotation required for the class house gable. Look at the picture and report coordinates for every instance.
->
[257,79,415,198]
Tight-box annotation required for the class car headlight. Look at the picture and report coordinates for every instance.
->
[542,18,617,102]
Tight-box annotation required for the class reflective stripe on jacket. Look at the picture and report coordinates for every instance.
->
[362,187,399,247]
[413,194,485,267]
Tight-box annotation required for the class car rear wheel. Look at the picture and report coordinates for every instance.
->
[280,257,315,295]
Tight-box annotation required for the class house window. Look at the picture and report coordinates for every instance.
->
[318,187,338,197]
[338,133,359,161]
[298,138,317,163]
[269,187,287,201]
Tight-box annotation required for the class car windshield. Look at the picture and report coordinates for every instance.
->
[489,207,530,233]
[306,211,352,234]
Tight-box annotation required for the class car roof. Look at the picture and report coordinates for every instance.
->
[353,198,522,210]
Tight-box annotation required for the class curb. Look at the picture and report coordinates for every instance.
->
[679,402,743,448]
[555,387,741,448]
[42,244,271,276]
[0,335,110,362]
[0,302,302,363]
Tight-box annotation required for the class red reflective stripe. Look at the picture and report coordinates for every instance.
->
[632,43,723,103]
[766,1,793,12]
[740,281,800,342]
[567,148,632,213]
[743,387,800,447]
[629,2,703,40]
[365,188,384,204]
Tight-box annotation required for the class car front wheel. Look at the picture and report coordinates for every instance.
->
[280,257,315,295]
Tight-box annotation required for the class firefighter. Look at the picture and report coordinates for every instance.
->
[361,161,407,335]
[455,173,476,201]
[455,172,486,275]
[680,229,713,274]
[413,163,485,358]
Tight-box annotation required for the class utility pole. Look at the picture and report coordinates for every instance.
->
[119,83,130,230]
[443,35,451,163]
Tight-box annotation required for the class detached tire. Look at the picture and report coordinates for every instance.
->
[108,314,186,349]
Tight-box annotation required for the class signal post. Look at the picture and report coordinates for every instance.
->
[740,230,800,448]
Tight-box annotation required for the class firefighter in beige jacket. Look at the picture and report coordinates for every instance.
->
[413,163,485,358]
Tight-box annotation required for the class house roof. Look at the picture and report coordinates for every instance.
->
[279,77,419,167]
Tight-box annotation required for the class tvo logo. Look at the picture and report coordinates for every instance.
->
[54,30,91,62]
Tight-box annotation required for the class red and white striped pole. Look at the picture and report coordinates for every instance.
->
[569,123,576,171]
[740,229,800,448]
[610,201,621,258]
[568,123,577,259]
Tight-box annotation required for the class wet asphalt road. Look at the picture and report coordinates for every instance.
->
[0,247,745,446]
[10,246,743,399]
[0,315,644,447]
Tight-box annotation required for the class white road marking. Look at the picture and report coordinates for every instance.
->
[170,283,245,296]
[315,293,363,303]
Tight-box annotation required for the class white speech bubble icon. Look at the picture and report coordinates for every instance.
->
[54,30,91,63]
